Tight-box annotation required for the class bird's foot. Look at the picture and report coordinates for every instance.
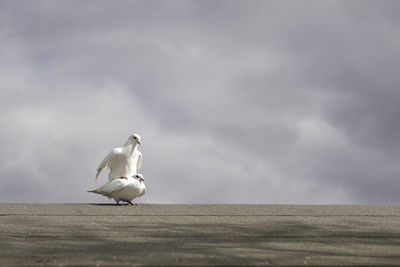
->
[128,201,138,206]
[116,201,121,206]
[120,176,128,180]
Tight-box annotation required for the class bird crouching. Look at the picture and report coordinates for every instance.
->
[88,174,146,205]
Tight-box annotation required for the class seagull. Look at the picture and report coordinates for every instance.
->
[95,134,143,182]
[88,174,146,205]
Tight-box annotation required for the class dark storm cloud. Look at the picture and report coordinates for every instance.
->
[1,1,399,204]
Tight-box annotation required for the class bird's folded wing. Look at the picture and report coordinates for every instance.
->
[97,179,129,195]
[137,151,143,170]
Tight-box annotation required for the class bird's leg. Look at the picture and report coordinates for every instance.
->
[116,200,121,206]
[128,201,137,206]
[120,176,128,180]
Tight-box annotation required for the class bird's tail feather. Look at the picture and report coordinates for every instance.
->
[87,189,98,194]
[87,189,113,199]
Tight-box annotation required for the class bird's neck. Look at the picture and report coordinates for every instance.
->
[127,142,138,154]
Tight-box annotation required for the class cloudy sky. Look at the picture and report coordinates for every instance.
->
[1,0,400,204]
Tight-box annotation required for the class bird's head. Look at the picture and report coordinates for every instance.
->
[125,134,142,146]
[134,173,144,182]
[133,134,142,145]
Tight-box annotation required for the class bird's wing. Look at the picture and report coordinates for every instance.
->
[95,149,119,180]
[136,150,143,170]
[90,179,129,197]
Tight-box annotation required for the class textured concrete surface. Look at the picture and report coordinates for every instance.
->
[1,204,400,266]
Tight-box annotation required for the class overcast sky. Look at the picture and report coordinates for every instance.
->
[1,0,400,204]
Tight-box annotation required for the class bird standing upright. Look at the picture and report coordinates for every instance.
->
[95,134,143,182]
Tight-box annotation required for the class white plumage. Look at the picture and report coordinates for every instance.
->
[88,174,146,205]
[96,134,142,182]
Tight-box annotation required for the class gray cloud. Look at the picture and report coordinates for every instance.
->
[1,1,399,204]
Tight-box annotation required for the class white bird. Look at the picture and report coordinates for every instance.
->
[96,134,143,182]
[88,174,146,205]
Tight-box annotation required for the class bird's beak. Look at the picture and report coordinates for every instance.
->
[139,178,144,182]
[137,140,141,145]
